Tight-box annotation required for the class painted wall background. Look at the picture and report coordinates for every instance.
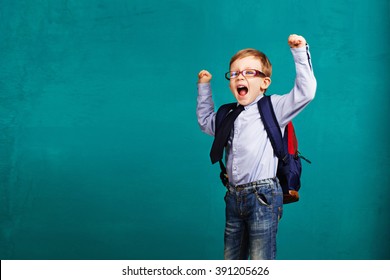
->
[0,0,389,260]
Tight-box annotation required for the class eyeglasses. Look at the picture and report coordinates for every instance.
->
[225,69,266,80]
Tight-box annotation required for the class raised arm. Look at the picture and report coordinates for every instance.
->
[196,70,217,136]
[271,34,317,127]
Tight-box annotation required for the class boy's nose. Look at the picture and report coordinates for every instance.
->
[237,72,245,79]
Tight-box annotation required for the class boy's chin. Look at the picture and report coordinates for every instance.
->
[235,94,259,106]
[237,100,250,106]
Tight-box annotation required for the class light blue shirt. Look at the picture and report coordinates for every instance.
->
[197,46,317,186]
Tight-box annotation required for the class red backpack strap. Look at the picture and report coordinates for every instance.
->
[287,122,298,155]
[287,122,312,163]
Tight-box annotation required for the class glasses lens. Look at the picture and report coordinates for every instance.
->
[230,71,238,79]
[226,71,236,80]
[243,70,257,77]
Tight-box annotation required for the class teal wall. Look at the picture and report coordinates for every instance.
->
[1,0,389,260]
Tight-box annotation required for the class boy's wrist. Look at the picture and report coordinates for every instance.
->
[290,44,308,52]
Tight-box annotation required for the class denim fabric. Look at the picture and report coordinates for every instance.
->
[224,178,283,260]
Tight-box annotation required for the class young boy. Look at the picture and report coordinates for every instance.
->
[196,34,316,260]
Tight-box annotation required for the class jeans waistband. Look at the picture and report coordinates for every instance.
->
[228,177,277,192]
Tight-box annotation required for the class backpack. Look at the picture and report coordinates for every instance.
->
[215,95,311,204]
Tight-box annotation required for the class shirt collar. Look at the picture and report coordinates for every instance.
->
[243,94,264,110]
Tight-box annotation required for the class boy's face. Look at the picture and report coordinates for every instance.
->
[229,56,271,106]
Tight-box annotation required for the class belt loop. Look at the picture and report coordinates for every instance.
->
[252,184,257,194]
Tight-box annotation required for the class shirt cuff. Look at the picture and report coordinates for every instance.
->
[197,82,212,96]
[291,44,311,62]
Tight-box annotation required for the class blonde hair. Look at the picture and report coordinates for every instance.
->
[229,48,272,77]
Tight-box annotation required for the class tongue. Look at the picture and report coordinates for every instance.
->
[238,88,248,96]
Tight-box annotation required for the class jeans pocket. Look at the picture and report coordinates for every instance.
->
[254,186,272,207]
[224,191,230,203]
[278,206,283,220]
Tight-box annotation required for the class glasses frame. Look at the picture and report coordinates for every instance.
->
[225,69,267,80]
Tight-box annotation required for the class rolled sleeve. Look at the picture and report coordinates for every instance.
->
[196,83,216,136]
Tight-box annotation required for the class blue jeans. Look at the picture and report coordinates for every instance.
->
[224,178,283,260]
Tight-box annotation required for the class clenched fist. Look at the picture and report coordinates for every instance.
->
[198,70,212,83]
[288,34,307,48]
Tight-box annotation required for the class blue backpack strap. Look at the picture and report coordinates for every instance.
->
[215,102,237,134]
[215,102,238,186]
[257,95,288,163]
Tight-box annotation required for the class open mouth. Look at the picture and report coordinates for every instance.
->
[237,85,248,96]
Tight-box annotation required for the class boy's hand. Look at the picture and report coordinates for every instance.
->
[288,34,307,48]
[198,70,212,83]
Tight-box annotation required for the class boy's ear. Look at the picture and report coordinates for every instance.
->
[261,77,271,91]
